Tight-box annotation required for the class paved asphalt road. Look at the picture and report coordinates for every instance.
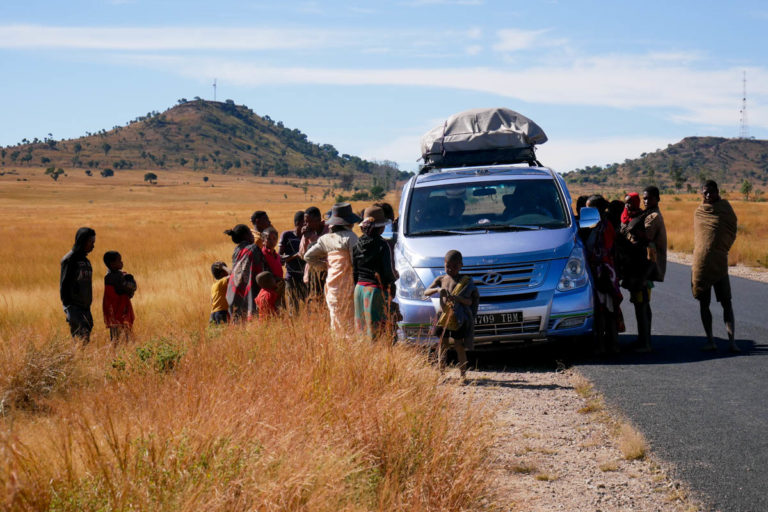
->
[576,261,768,512]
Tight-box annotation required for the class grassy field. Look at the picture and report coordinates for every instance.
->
[569,187,768,269]
[0,168,491,511]
[3,168,767,510]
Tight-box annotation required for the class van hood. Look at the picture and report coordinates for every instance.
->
[400,228,575,268]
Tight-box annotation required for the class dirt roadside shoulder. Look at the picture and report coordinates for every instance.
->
[668,250,768,284]
[449,369,701,511]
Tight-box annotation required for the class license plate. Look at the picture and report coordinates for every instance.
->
[475,312,523,325]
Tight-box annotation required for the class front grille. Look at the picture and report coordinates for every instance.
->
[475,316,542,338]
[462,262,546,290]
[480,292,537,304]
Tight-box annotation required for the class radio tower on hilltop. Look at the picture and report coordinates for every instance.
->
[739,71,749,139]
[213,78,217,102]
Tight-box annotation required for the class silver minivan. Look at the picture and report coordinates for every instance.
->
[393,164,599,347]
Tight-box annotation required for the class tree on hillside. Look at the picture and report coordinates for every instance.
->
[144,172,158,185]
[45,166,64,181]
[102,142,111,156]
[73,142,82,154]
[339,173,354,190]
[741,179,753,201]
[369,185,385,200]
[101,168,114,177]
[669,161,686,190]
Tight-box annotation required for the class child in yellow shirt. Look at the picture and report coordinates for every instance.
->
[210,261,230,324]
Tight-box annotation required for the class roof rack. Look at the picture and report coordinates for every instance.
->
[419,146,543,175]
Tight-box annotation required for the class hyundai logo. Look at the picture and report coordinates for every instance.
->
[480,272,504,285]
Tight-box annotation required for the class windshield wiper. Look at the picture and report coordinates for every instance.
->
[462,224,543,232]
[408,229,469,237]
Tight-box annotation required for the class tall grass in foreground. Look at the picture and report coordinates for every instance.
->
[1,307,491,511]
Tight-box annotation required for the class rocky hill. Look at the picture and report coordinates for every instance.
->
[0,99,407,186]
[564,136,768,192]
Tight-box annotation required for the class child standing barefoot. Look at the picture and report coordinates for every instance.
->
[424,250,479,379]
[102,251,136,343]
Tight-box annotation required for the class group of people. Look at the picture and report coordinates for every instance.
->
[210,202,400,341]
[578,179,738,354]
[59,227,136,344]
[59,179,740,358]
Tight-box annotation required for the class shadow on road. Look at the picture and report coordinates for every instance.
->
[457,334,766,373]
[577,334,765,366]
[466,378,572,391]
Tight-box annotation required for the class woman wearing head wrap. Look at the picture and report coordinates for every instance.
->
[584,196,624,354]
[224,224,263,322]
[304,203,361,332]
[353,206,396,339]
[60,227,96,343]
[617,192,654,352]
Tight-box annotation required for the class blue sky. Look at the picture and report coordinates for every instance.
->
[1,0,767,172]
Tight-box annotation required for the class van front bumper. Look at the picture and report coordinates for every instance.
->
[396,283,593,346]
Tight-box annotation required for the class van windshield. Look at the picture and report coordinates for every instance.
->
[406,179,568,236]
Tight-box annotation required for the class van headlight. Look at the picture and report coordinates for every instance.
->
[557,246,589,291]
[396,252,428,300]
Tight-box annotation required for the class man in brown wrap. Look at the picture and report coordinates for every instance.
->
[692,180,738,352]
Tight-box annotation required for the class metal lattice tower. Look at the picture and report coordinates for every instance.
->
[739,71,749,139]
[213,78,217,102]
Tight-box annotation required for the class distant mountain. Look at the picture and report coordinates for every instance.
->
[0,99,409,185]
[564,137,768,192]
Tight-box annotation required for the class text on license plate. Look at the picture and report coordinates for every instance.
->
[475,312,523,325]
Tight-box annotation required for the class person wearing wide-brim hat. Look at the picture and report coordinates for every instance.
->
[304,203,361,331]
[352,206,398,339]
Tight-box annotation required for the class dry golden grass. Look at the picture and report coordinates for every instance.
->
[0,168,491,511]
[534,472,558,482]
[598,460,619,472]
[570,189,768,268]
[509,462,538,475]
[618,423,648,461]
[571,373,593,399]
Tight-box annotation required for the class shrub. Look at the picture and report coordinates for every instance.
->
[0,338,76,414]
[135,338,184,372]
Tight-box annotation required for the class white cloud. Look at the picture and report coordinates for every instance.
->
[493,28,549,52]
[404,0,484,5]
[131,54,768,129]
[0,24,485,55]
[465,44,482,55]
[0,25,351,50]
[492,28,569,53]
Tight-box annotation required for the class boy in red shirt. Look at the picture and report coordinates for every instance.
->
[102,251,137,343]
[255,271,280,320]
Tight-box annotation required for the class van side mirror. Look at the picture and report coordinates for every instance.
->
[578,207,600,229]
[381,222,397,243]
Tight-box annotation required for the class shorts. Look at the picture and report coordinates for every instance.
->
[433,322,469,341]
[699,275,732,304]
[210,310,230,324]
